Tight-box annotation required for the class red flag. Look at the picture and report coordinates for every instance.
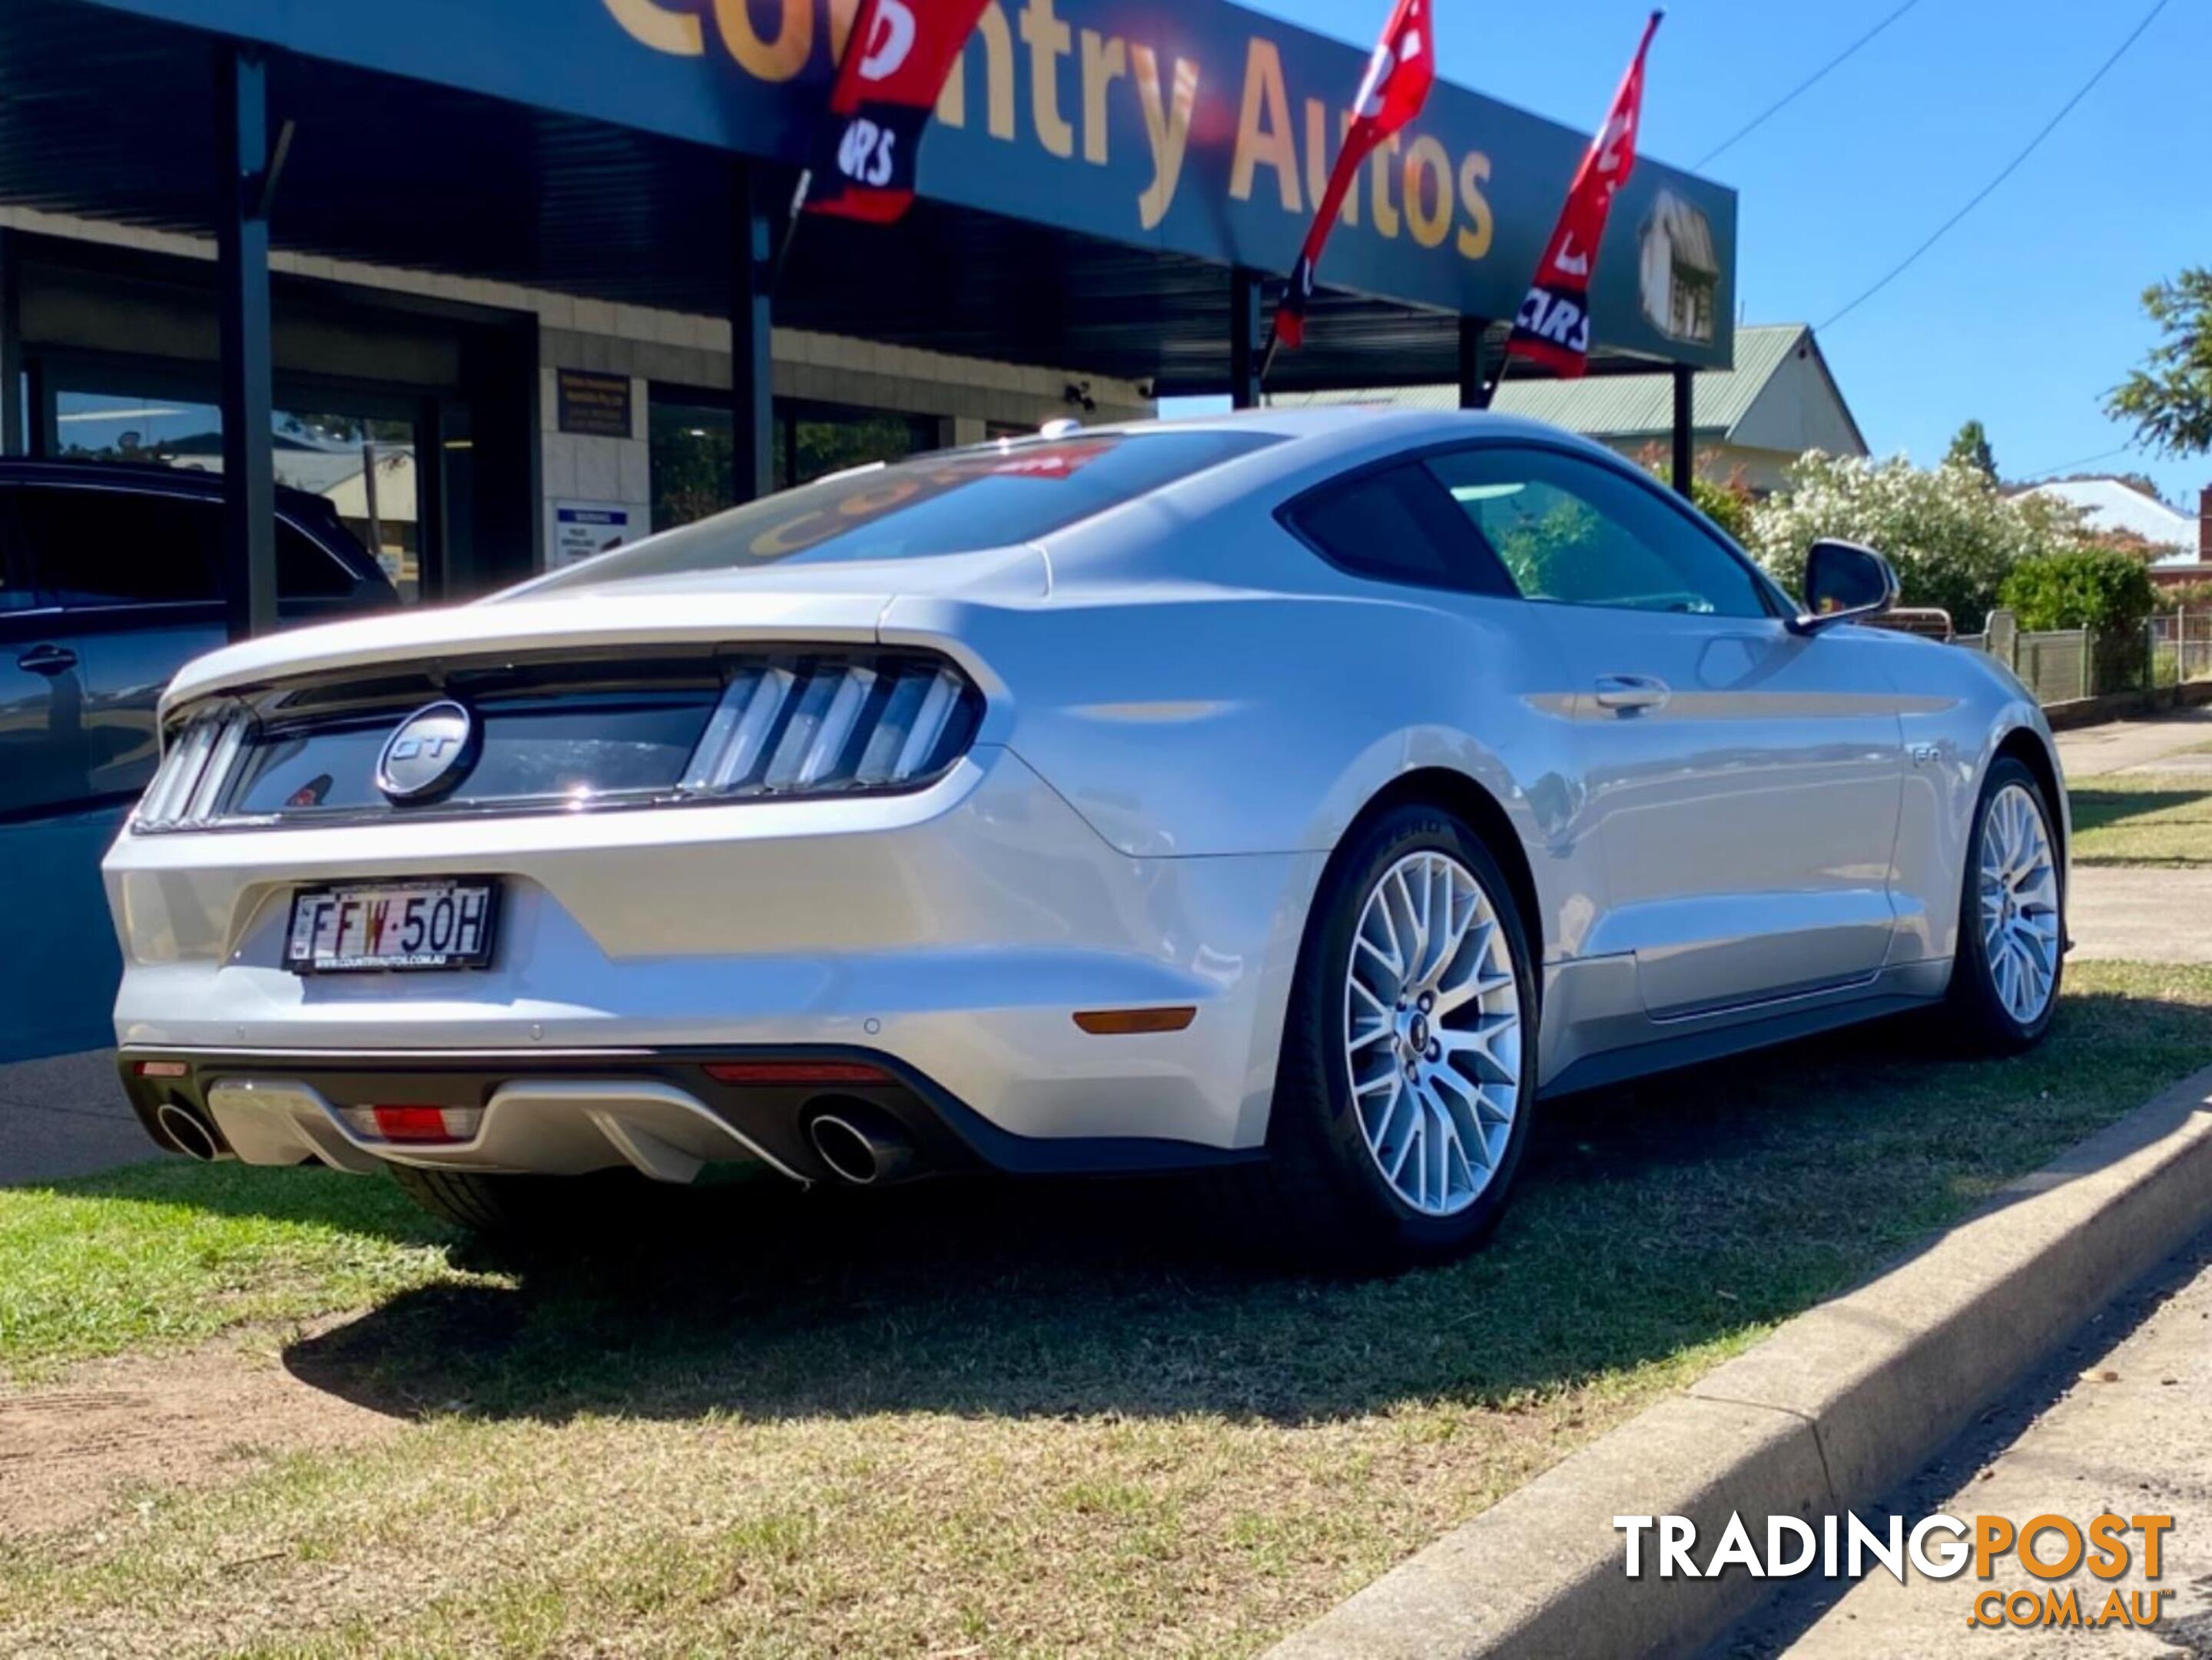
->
[1503,11,1662,378]
[1272,0,1435,351]
[803,0,992,224]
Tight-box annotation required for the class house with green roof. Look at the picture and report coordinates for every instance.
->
[1278,324,1867,496]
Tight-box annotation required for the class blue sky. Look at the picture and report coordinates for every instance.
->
[1182,0,2209,504]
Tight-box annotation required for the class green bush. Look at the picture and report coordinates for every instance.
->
[1632,445,1754,543]
[1997,546,2157,635]
[1689,476,1753,543]
[2001,546,2158,692]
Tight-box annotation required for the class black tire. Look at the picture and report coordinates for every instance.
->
[1233,802,1541,1270]
[387,1163,639,1241]
[1946,755,2065,1052]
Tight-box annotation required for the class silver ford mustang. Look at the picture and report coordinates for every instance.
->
[104,410,2067,1264]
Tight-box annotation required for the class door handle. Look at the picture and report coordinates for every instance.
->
[1594,674,1670,713]
[16,643,78,676]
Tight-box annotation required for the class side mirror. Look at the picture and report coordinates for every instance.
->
[1791,540,1900,635]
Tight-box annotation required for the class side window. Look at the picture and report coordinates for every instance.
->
[13,485,221,608]
[1423,449,1773,620]
[1284,463,1514,595]
[0,523,33,612]
[277,521,358,599]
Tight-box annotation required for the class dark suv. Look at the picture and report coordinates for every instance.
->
[0,460,398,820]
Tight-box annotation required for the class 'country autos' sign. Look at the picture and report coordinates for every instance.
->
[76,0,1736,368]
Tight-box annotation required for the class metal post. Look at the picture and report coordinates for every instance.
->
[1229,267,1262,410]
[215,45,277,641]
[1458,317,1496,410]
[1670,364,1694,500]
[0,227,22,456]
[360,439,383,567]
[730,163,775,505]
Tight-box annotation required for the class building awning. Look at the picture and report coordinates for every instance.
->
[10,0,1738,393]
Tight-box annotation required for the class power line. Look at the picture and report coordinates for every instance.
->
[2021,443,2137,481]
[1820,0,2170,333]
[1693,0,1926,170]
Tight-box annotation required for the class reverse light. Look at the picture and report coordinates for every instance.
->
[338,1105,485,1144]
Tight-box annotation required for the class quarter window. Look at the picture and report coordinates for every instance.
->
[1423,449,1773,620]
[1284,463,1514,595]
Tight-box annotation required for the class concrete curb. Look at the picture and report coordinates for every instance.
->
[1267,1064,2212,1660]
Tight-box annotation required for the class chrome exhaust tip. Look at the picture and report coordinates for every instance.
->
[805,1110,919,1187]
[155,1101,225,1163]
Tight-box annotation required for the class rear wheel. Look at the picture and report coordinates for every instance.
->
[1947,756,2064,1051]
[1242,803,1539,1269]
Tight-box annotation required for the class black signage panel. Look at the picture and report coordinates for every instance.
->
[82,0,1736,368]
[556,369,634,439]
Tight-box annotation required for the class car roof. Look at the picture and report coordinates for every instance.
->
[1039,405,1640,470]
[0,456,343,513]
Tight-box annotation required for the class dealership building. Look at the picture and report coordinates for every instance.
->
[0,0,1739,1060]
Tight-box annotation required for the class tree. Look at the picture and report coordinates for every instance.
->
[2106,267,2212,457]
[1945,419,1998,485]
[1745,452,2086,632]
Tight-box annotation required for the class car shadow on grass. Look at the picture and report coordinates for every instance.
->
[276,983,2212,1430]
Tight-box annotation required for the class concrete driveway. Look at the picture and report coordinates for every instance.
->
[2054,705,2212,778]
[0,1048,158,1186]
[2058,706,2212,966]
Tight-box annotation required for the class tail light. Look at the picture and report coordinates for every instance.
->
[137,703,254,830]
[681,652,982,798]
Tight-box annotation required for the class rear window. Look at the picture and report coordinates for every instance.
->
[531,430,1281,589]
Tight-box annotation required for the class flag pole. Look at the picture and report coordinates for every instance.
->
[768,168,813,297]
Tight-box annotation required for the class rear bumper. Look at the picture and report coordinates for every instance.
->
[104,747,1325,1155]
[118,1044,1268,1183]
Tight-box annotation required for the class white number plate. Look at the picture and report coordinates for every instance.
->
[286,881,499,974]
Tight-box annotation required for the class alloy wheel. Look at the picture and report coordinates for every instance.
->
[1342,850,1524,1217]
[1977,782,2061,1027]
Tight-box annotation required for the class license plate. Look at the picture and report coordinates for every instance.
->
[286,880,499,974]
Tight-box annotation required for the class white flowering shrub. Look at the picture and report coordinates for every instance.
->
[1745,453,2084,632]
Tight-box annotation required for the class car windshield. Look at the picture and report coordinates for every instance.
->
[532,430,1282,589]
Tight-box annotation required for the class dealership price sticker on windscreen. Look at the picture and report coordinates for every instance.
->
[287,881,498,974]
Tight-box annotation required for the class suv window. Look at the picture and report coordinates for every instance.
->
[1424,448,1773,620]
[11,483,362,606]
[1283,463,1514,595]
[15,483,219,607]
[277,520,359,599]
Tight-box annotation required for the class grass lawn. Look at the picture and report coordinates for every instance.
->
[2068,773,2212,866]
[4,961,2211,1657]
